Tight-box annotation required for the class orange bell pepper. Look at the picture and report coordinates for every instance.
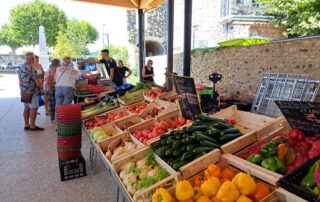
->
[221,167,235,181]
[194,175,204,187]
[249,182,270,202]
[204,164,221,179]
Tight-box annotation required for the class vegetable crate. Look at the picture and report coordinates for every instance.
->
[98,132,146,165]
[81,101,119,120]
[114,114,143,131]
[149,136,221,179]
[280,157,320,202]
[158,91,178,104]
[118,89,145,106]
[225,123,289,186]
[111,147,179,202]
[143,88,167,103]
[136,154,276,202]
[211,105,276,154]
[59,153,86,181]
[262,188,308,202]
[126,101,149,114]
[139,100,171,120]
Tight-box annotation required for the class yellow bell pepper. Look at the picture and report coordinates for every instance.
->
[216,181,240,202]
[196,195,212,202]
[236,195,252,202]
[232,173,256,195]
[179,200,193,202]
[200,176,221,197]
[152,188,173,202]
[211,195,221,202]
[175,180,194,201]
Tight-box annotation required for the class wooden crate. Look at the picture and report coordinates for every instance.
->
[139,100,170,120]
[100,123,124,137]
[112,147,179,202]
[128,118,160,145]
[220,130,257,154]
[114,114,143,131]
[158,91,177,103]
[81,101,119,120]
[212,105,275,133]
[149,138,221,179]
[126,101,149,114]
[118,89,145,106]
[225,124,289,186]
[143,88,168,103]
[261,188,307,202]
[98,132,146,164]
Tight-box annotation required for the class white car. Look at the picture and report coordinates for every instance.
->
[0,62,13,70]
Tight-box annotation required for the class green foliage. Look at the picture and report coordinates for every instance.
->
[52,19,99,58]
[105,45,130,66]
[128,66,139,84]
[0,24,22,53]
[9,0,67,47]
[260,0,320,36]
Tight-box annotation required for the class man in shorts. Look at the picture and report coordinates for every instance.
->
[18,52,44,131]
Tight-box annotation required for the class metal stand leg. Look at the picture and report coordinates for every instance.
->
[116,186,120,202]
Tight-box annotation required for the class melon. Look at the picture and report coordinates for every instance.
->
[90,127,104,137]
[92,130,107,142]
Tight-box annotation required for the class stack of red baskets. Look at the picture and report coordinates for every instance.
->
[56,104,82,161]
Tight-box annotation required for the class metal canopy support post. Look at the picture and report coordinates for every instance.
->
[138,9,145,82]
[183,0,192,76]
[167,0,174,90]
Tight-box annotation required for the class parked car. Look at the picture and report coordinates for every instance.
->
[0,62,13,70]
[13,63,24,69]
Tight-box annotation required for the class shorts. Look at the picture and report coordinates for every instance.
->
[24,95,39,109]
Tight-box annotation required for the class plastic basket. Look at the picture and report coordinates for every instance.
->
[280,157,320,202]
[56,128,82,136]
[57,135,82,148]
[56,122,82,127]
[59,153,86,181]
[57,147,81,161]
[56,117,82,123]
[56,125,82,131]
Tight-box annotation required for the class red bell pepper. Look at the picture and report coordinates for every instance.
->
[308,139,320,159]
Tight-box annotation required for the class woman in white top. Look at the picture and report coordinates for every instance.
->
[55,56,88,106]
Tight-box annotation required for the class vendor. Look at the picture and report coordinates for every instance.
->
[117,60,132,84]
[81,49,123,87]
[142,59,155,83]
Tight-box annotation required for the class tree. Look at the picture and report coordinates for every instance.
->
[52,19,99,58]
[105,45,130,66]
[0,24,23,62]
[9,0,67,47]
[260,0,320,36]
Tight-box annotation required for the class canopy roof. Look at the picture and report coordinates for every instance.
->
[74,0,165,9]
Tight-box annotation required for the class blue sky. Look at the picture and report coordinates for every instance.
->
[0,0,129,54]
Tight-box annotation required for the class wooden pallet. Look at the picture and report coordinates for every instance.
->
[112,147,179,202]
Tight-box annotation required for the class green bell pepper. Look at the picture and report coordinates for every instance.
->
[300,160,320,189]
[247,154,264,164]
[261,156,285,173]
[260,142,278,158]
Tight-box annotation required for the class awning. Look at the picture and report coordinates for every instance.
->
[73,0,165,9]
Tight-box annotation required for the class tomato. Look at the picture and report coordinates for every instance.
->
[178,116,186,125]
[142,130,149,138]
[148,133,154,139]
[156,128,165,135]
[186,119,192,124]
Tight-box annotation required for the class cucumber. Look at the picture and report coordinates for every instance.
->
[169,158,181,166]
[190,125,210,132]
[160,134,170,140]
[161,139,168,145]
[181,145,187,152]
[181,151,194,161]
[167,136,176,144]
[213,122,232,130]
[186,145,194,151]
[200,140,220,148]
[195,114,224,123]
[220,133,242,142]
[207,128,222,137]
[193,132,217,143]
[172,141,182,149]
[158,145,171,158]
[193,146,215,154]
[165,148,174,157]
[223,128,240,134]
[185,136,196,143]
[167,157,176,165]
[173,150,183,157]
[172,161,188,170]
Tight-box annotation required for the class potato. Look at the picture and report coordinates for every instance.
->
[108,137,122,152]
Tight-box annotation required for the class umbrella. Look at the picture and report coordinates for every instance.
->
[218,36,270,47]
[73,0,165,9]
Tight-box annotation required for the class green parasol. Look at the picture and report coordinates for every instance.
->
[218,36,270,47]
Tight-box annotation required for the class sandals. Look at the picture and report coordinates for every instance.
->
[24,126,30,130]
[29,126,45,131]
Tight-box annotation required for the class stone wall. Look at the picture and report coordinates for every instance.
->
[173,36,320,102]
[250,24,288,39]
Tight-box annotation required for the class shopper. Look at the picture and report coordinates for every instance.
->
[55,56,88,106]
[142,59,155,83]
[18,52,44,131]
[80,49,123,86]
[117,60,132,84]
[34,55,49,115]
[44,59,60,121]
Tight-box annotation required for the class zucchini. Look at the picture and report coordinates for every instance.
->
[167,136,176,144]
[213,122,232,130]
[173,150,183,157]
[193,132,217,143]
[190,125,210,132]
[181,151,194,161]
[167,157,176,165]
[172,161,188,170]
[169,158,181,167]
[193,146,215,154]
[186,145,194,151]
[185,136,196,143]
[223,128,240,134]
[158,145,171,158]
[165,148,174,157]
[207,128,222,137]
[172,141,182,149]
[220,133,242,142]
[160,133,170,140]
[200,140,220,148]
[195,114,224,123]
[161,139,168,145]
[181,145,187,152]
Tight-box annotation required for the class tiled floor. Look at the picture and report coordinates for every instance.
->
[0,75,121,202]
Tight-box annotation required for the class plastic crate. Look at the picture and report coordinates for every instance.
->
[59,153,86,181]
[280,157,320,202]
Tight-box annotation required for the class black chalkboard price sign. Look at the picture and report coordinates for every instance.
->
[173,76,201,120]
[275,101,320,137]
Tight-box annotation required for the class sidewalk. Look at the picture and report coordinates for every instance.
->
[0,75,118,202]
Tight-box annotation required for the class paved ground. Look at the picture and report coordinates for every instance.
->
[0,74,121,202]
